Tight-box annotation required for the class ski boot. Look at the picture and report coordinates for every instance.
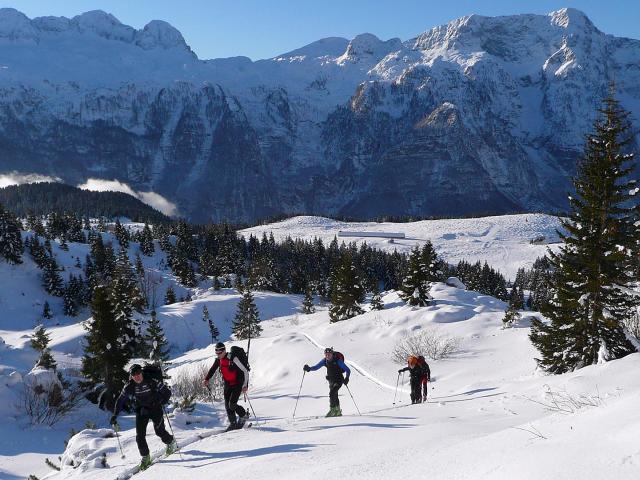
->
[237,411,250,428]
[165,439,178,455]
[140,455,152,470]
[333,407,342,417]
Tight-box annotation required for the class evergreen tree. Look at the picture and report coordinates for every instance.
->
[63,274,85,317]
[502,303,521,328]
[370,283,384,310]
[399,246,433,307]
[530,90,638,373]
[139,223,155,256]
[110,250,144,355]
[145,310,170,364]
[36,348,57,370]
[42,301,52,320]
[81,284,130,396]
[202,305,220,343]
[42,257,64,296]
[114,219,129,249]
[301,287,315,314]
[329,255,365,322]
[0,203,23,264]
[232,289,262,339]
[165,285,177,305]
[30,324,51,353]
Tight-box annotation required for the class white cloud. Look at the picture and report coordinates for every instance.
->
[77,178,179,217]
[0,172,62,188]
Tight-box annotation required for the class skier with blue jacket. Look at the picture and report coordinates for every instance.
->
[303,347,351,417]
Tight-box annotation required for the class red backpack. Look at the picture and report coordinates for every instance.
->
[333,351,345,362]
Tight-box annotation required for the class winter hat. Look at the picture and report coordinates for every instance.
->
[214,342,226,352]
[408,356,418,366]
[129,364,143,375]
[324,347,334,354]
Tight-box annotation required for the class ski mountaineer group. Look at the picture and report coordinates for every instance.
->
[398,355,431,404]
[109,342,431,470]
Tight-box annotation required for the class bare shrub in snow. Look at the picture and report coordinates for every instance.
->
[525,385,604,414]
[18,381,84,426]
[392,328,460,363]
[171,362,223,404]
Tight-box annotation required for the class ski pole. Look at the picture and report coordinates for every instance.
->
[392,372,400,406]
[400,372,405,403]
[292,371,306,418]
[114,426,125,459]
[244,393,260,425]
[163,406,183,460]
[344,384,361,416]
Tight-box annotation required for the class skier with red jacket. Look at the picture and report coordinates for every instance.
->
[203,342,250,430]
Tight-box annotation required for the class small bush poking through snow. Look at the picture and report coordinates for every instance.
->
[392,329,460,363]
[525,385,605,414]
[171,362,223,404]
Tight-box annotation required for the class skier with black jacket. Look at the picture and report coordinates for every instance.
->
[203,342,250,430]
[303,347,351,417]
[398,356,426,404]
[111,364,177,470]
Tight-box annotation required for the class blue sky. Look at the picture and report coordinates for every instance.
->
[0,0,637,60]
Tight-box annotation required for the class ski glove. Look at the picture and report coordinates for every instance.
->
[343,376,349,385]
[303,364,311,372]
[110,415,118,426]
[398,369,403,373]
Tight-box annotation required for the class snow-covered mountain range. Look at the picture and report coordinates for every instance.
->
[0,7,639,221]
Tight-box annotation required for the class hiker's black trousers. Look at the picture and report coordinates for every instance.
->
[224,383,246,425]
[135,405,173,456]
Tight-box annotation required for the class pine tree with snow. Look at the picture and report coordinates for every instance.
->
[145,310,170,364]
[30,324,51,353]
[399,246,433,307]
[530,90,638,373]
[42,257,64,296]
[370,283,384,310]
[329,255,365,322]
[36,348,57,370]
[165,285,177,305]
[0,203,23,264]
[213,276,221,291]
[502,303,521,328]
[139,223,155,256]
[202,305,220,343]
[110,250,144,355]
[63,274,79,316]
[232,289,262,340]
[42,301,52,320]
[114,218,129,250]
[81,284,129,395]
[301,287,315,314]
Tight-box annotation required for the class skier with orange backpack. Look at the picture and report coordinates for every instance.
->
[303,347,351,416]
[417,355,431,401]
[398,356,427,404]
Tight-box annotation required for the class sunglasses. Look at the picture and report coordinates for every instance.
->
[215,349,226,354]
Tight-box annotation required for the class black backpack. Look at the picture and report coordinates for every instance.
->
[333,351,345,363]
[143,363,172,405]
[229,346,251,371]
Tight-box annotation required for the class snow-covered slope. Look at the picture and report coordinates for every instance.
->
[0,8,638,221]
[37,284,640,480]
[1,217,638,480]
[240,213,563,280]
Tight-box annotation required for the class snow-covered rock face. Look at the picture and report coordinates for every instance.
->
[0,8,638,222]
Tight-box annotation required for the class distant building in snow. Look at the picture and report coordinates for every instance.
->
[337,231,405,239]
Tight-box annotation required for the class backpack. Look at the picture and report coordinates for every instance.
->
[333,351,345,363]
[417,356,431,379]
[229,346,251,371]
[143,363,172,405]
